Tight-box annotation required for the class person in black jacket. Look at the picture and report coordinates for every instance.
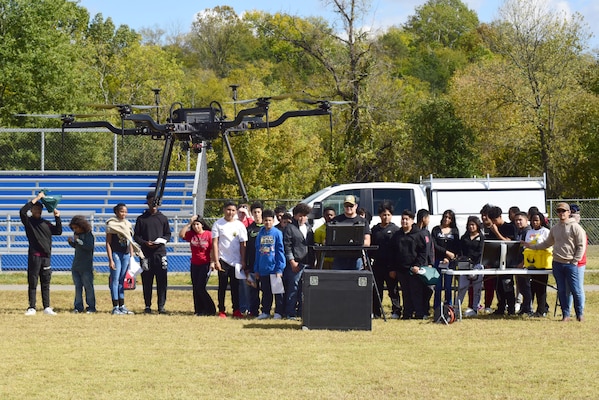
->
[457,216,485,316]
[20,192,62,316]
[431,209,460,309]
[391,209,429,319]
[370,201,400,318]
[134,192,172,314]
[282,203,315,319]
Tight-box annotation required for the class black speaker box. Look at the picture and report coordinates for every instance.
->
[302,270,372,331]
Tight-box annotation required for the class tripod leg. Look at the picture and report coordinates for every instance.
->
[363,251,386,321]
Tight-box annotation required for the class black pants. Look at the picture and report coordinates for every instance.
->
[531,273,549,314]
[190,263,216,316]
[217,260,239,313]
[495,275,515,314]
[372,263,400,316]
[27,254,52,309]
[141,254,168,310]
[516,275,532,313]
[397,269,427,319]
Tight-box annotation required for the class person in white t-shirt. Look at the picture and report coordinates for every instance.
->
[212,200,248,319]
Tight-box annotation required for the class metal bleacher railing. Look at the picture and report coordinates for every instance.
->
[0,171,198,272]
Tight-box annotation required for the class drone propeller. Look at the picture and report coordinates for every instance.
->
[14,113,104,119]
[227,93,299,105]
[295,99,353,106]
[87,103,160,110]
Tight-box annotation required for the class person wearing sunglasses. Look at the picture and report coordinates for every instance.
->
[522,202,586,322]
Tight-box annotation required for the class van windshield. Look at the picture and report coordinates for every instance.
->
[301,187,336,204]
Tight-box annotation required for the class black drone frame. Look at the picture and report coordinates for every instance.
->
[61,99,334,205]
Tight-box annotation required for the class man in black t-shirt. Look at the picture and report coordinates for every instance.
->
[330,195,371,270]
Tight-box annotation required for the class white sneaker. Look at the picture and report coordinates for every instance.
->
[25,308,36,316]
[257,313,269,320]
[514,303,521,313]
[273,313,282,320]
[43,307,57,315]
[483,307,493,314]
[390,313,400,319]
[464,308,476,317]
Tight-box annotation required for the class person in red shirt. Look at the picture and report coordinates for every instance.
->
[179,215,215,316]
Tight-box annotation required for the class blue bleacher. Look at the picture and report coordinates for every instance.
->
[0,171,196,272]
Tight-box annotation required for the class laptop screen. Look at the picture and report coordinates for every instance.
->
[326,223,365,246]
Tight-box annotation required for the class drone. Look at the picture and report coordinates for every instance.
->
[16,97,349,205]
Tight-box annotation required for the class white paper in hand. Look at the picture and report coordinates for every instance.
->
[270,274,285,294]
[234,263,246,280]
[154,238,167,245]
[128,257,142,276]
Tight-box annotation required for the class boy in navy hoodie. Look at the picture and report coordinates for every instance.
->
[254,210,286,319]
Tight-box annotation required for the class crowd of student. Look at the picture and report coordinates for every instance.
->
[19,192,587,322]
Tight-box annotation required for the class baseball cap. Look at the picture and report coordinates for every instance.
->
[343,195,356,206]
[556,202,570,212]
[570,204,580,214]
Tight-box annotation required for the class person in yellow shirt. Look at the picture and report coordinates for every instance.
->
[313,207,336,269]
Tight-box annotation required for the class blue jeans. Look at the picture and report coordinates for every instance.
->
[283,263,307,317]
[109,252,130,301]
[552,261,582,318]
[72,268,96,312]
[238,273,260,315]
[566,265,585,311]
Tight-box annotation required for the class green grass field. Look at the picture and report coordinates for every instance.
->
[1,247,598,399]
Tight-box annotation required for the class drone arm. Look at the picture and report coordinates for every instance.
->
[220,105,269,130]
[124,113,169,133]
[249,108,330,129]
[63,120,140,135]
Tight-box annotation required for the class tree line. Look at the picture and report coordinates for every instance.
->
[1,0,598,200]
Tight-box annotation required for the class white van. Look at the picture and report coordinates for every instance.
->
[301,182,428,230]
[299,175,547,234]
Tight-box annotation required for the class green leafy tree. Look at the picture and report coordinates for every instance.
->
[409,97,480,177]
[481,0,591,195]
[187,6,257,78]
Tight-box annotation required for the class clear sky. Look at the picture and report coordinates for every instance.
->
[77,0,598,50]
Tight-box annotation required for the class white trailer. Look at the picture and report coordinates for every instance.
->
[421,174,547,233]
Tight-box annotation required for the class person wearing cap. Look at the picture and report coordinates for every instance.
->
[134,191,172,314]
[566,204,587,312]
[330,195,371,270]
[20,191,62,316]
[523,202,586,321]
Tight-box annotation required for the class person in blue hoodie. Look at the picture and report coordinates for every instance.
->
[254,209,286,320]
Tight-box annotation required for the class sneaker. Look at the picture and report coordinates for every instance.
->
[577,316,584,322]
[86,309,97,314]
[464,308,476,317]
[112,306,124,315]
[158,308,168,315]
[218,311,227,319]
[25,308,36,316]
[483,307,493,314]
[287,315,299,321]
[120,305,134,315]
[256,313,270,320]
[273,313,282,320]
[514,303,521,313]
[232,309,244,318]
[390,313,400,320]
[72,309,82,314]
[43,307,57,315]
[144,307,152,314]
